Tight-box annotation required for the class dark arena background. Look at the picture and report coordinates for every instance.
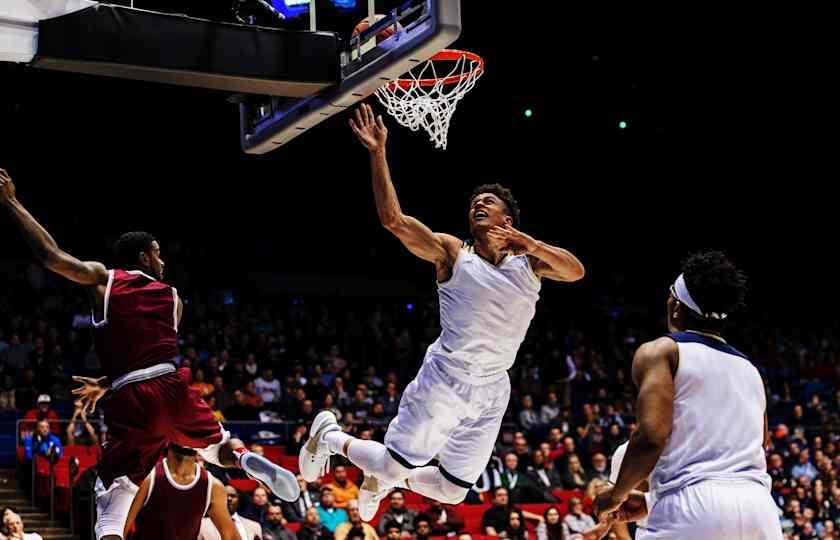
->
[0,2,835,539]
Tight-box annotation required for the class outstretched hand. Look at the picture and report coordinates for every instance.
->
[71,376,109,414]
[349,103,388,153]
[0,168,17,205]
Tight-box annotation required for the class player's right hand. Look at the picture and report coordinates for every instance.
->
[349,103,388,153]
[0,168,17,205]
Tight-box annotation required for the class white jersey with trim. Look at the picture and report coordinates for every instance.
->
[649,332,770,498]
[425,244,541,384]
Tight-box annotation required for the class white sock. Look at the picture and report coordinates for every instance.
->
[324,431,352,455]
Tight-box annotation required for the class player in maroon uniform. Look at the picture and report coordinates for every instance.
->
[124,444,239,540]
[0,169,299,540]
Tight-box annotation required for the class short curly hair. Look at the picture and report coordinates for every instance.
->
[113,231,156,268]
[470,183,520,228]
[682,250,748,322]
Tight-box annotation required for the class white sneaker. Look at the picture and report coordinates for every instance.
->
[358,475,393,522]
[239,451,300,502]
[298,410,341,482]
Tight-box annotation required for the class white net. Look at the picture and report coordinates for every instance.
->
[375,50,483,150]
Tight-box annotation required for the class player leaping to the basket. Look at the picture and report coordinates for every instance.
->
[300,103,585,520]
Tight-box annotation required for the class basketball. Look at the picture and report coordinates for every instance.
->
[352,14,402,44]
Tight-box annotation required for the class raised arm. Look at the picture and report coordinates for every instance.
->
[349,105,460,274]
[1,168,108,286]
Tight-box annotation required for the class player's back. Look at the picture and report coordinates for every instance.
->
[650,331,770,498]
[93,269,179,382]
[134,459,211,540]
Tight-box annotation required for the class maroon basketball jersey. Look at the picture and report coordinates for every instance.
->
[134,459,211,540]
[93,269,179,380]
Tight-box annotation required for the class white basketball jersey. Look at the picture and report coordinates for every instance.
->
[425,245,541,384]
[650,332,770,498]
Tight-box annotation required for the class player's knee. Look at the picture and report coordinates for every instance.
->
[381,454,412,485]
[439,479,469,505]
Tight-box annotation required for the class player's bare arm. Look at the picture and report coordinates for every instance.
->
[594,337,676,519]
[350,104,461,281]
[1,168,109,286]
[486,225,584,282]
[123,474,153,538]
[208,477,240,540]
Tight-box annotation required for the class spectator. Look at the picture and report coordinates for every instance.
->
[0,375,15,411]
[539,392,561,426]
[328,466,359,509]
[241,486,271,525]
[225,389,260,421]
[255,368,282,405]
[526,449,563,491]
[382,522,402,540]
[561,498,594,538]
[334,501,378,540]
[21,395,59,435]
[512,436,532,471]
[458,535,472,540]
[243,381,264,409]
[792,449,819,482]
[65,401,98,446]
[561,455,588,491]
[503,510,528,540]
[518,395,540,432]
[482,488,543,536]
[23,419,62,462]
[263,504,297,540]
[589,454,609,482]
[535,507,563,540]
[349,390,370,420]
[316,488,348,533]
[555,437,577,472]
[423,499,464,536]
[212,375,233,412]
[500,453,555,503]
[413,515,433,540]
[3,512,43,540]
[382,382,401,418]
[298,507,333,540]
[4,334,32,373]
[377,490,417,538]
[322,393,341,419]
[198,485,262,540]
[206,395,226,422]
[190,368,214,397]
[283,475,319,524]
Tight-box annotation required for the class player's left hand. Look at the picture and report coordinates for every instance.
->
[487,225,538,256]
[71,376,110,414]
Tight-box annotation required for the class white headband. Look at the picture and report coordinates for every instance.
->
[673,273,728,320]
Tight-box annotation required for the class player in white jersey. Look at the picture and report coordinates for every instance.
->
[299,103,585,521]
[593,251,782,540]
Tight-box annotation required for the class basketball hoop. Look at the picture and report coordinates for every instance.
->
[375,49,484,150]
